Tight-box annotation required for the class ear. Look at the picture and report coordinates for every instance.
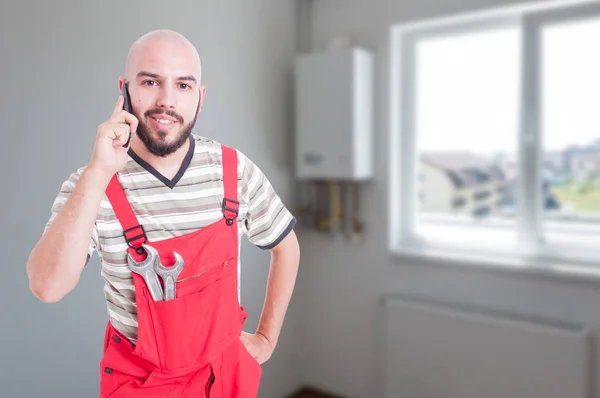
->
[118,76,126,91]
[198,84,207,112]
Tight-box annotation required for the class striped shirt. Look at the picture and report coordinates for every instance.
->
[44,134,296,343]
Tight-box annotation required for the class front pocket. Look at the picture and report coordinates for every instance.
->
[132,255,238,370]
[149,273,241,371]
[174,256,235,298]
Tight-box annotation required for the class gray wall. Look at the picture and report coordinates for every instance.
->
[1,1,300,397]
[295,0,600,397]
[8,1,598,397]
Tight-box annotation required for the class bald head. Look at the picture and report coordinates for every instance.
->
[120,29,206,158]
[125,29,202,83]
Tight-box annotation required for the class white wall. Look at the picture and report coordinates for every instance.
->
[1,1,300,397]
[295,0,600,397]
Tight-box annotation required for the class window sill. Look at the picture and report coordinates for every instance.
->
[390,244,600,286]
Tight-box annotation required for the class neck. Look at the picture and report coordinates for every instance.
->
[129,135,191,180]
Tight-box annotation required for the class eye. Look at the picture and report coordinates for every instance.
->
[179,83,191,90]
[142,80,158,86]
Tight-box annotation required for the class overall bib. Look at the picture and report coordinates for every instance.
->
[99,144,262,397]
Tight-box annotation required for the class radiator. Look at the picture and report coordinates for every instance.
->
[381,295,592,398]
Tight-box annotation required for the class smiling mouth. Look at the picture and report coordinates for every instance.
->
[151,116,177,125]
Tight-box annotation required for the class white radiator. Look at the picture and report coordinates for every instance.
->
[381,295,591,398]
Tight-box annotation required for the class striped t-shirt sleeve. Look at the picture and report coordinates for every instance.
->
[43,167,99,265]
[239,151,296,250]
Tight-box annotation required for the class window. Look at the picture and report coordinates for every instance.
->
[541,16,600,254]
[414,26,520,249]
[390,1,600,266]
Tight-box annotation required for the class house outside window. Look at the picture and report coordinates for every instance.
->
[389,1,600,267]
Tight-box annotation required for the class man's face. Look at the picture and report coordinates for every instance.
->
[123,40,205,157]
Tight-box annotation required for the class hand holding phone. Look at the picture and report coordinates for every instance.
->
[87,84,139,178]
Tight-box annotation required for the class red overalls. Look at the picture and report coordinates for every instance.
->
[99,144,262,397]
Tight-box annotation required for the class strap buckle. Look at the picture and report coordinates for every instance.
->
[221,198,239,226]
[123,224,148,254]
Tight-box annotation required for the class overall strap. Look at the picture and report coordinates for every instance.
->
[105,174,147,254]
[221,144,239,226]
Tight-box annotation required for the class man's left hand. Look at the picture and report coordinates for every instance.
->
[240,331,274,365]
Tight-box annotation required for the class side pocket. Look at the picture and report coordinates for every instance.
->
[100,329,151,397]
[221,339,262,398]
[100,329,130,397]
[205,373,216,397]
[99,361,133,397]
[240,339,262,370]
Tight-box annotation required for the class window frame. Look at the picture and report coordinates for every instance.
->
[389,0,600,273]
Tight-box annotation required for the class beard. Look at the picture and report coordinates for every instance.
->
[134,108,198,157]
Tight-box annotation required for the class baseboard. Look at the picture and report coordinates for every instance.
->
[287,386,347,398]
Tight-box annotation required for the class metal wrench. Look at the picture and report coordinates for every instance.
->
[154,252,184,301]
[127,244,164,301]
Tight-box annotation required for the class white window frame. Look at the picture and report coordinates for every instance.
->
[389,0,600,275]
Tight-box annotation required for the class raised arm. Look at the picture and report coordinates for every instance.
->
[27,94,137,302]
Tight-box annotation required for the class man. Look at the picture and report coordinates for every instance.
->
[26,29,300,397]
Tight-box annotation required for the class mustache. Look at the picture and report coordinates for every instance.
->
[145,109,184,124]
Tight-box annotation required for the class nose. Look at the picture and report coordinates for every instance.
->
[156,85,176,109]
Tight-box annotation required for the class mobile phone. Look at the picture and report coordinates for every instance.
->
[121,83,133,148]
[122,82,133,113]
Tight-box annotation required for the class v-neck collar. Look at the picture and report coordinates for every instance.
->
[128,135,195,189]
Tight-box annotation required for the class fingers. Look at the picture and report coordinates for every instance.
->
[108,123,131,148]
[122,111,139,133]
[106,95,137,150]
[110,96,138,132]
[111,95,124,120]
[110,109,138,134]
[122,132,133,149]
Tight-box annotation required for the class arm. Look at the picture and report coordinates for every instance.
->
[255,229,300,351]
[27,94,135,303]
[27,166,109,303]
[237,150,300,363]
